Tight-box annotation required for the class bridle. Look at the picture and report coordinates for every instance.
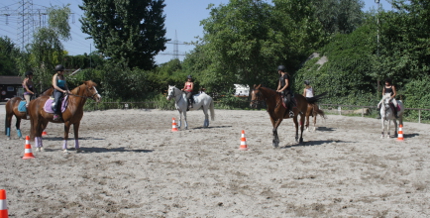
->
[250,89,266,106]
[68,85,100,101]
[167,87,182,104]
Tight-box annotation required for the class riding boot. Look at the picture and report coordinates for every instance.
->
[188,99,193,108]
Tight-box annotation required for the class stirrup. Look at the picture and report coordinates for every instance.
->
[289,111,294,117]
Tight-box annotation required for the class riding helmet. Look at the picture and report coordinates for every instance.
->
[277,65,286,72]
[304,80,310,85]
[25,71,33,77]
[187,75,192,79]
[55,64,65,72]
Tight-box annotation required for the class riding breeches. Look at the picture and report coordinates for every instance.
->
[52,90,64,114]
[24,94,32,107]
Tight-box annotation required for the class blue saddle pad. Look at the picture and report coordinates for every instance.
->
[18,101,27,112]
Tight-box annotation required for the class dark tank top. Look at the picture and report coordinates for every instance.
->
[279,74,290,91]
[384,86,394,96]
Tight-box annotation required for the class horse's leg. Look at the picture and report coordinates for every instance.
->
[6,113,12,140]
[184,111,188,130]
[271,117,283,148]
[177,110,182,129]
[203,106,209,127]
[393,119,398,137]
[313,114,317,132]
[380,114,385,138]
[387,119,391,138]
[298,114,305,143]
[73,122,81,152]
[62,122,71,152]
[305,111,310,132]
[15,116,23,140]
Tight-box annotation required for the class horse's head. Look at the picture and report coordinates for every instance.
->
[166,85,178,101]
[250,84,264,108]
[83,80,102,102]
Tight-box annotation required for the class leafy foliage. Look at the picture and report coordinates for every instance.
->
[79,0,168,70]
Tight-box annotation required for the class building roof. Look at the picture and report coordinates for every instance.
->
[0,76,23,85]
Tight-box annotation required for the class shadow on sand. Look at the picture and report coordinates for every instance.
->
[281,139,351,148]
[40,147,153,153]
[192,125,232,130]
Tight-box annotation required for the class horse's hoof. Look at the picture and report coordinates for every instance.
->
[7,137,11,141]
[39,147,45,152]
[63,149,68,153]
[76,149,82,153]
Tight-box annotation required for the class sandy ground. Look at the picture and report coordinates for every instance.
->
[1,105,430,218]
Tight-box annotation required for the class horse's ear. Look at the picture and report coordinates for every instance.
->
[253,84,256,88]
[256,84,262,89]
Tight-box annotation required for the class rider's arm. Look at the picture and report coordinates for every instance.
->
[23,79,34,95]
[52,75,65,93]
[391,86,397,99]
[279,78,289,92]
[189,82,194,92]
[302,88,306,96]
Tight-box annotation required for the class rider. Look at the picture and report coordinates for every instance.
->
[276,65,294,117]
[181,75,194,109]
[52,64,71,121]
[302,80,314,98]
[377,78,398,119]
[22,71,35,108]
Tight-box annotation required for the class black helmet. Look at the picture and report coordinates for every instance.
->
[25,71,33,77]
[277,65,286,72]
[187,75,192,79]
[55,64,65,72]
[304,80,310,85]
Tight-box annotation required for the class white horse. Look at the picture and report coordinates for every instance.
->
[166,85,215,129]
[380,93,404,138]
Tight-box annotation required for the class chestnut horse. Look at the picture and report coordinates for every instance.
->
[29,80,101,152]
[5,87,54,140]
[304,103,325,132]
[250,84,326,147]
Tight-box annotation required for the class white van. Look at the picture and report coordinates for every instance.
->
[234,84,250,97]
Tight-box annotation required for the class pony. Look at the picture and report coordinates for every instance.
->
[5,87,54,140]
[380,93,404,138]
[166,85,215,129]
[29,80,101,152]
[250,84,326,147]
[304,103,325,132]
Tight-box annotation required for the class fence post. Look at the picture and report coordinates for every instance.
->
[419,110,421,123]
[361,108,364,117]
[338,106,341,115]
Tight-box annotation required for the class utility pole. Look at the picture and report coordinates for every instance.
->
[375,0,381,98]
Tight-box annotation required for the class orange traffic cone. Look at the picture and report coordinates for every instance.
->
[22,136,35,159]
[171,118,178,132]
[397,124,404,141]
[0,189,8,218]
[42,131,47,136]
[239,130,248,151]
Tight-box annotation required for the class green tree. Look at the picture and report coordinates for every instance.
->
[79,0,168,70]
[0,36,21,76]
[28,5,72,91]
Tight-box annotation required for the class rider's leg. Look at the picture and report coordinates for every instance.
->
[390,102,398,118]
[52,90,63,120]
[286,93,294,117]
[186,92,193,108]
[24,94,31,107]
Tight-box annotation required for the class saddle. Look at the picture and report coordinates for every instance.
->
[43,95,69,114]
[18,101,27,112]
[280,93,296,110]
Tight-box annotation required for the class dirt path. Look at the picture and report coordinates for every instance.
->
[1,108,429,217]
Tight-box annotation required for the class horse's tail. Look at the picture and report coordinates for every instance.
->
[306,92,327,104]
[210,98,215,121]
[314,104,326,119]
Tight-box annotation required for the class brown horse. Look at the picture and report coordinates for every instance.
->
[250,84,326,147]
[5,87,54,140]
[304,103,325,132]
[29,80,101,152]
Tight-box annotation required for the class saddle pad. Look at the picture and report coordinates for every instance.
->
[43,96,68,114]
[18,101,27,112]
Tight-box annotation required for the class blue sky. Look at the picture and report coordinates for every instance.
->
[0,0,392,65]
